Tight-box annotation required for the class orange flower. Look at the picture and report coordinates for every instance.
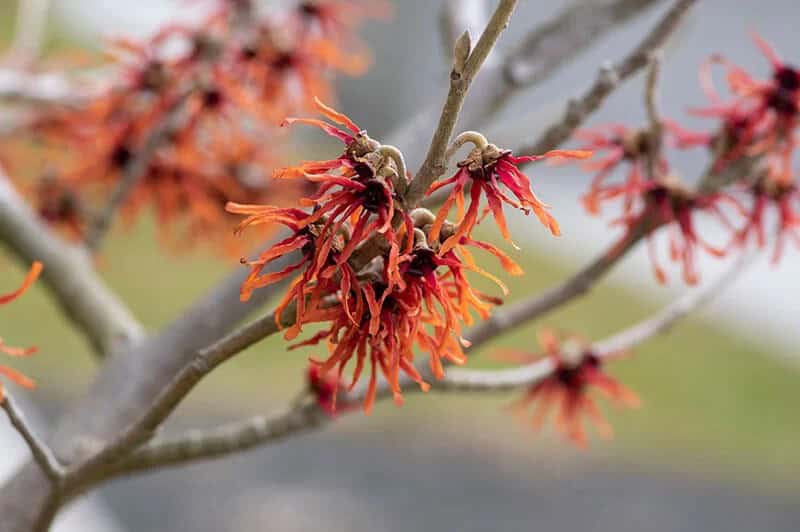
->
[428,139,590,255]
[27,0,382,252]
[294,241,501,413]
[229,99,414,332]
[507,330,639,448]
[0,262,42,400]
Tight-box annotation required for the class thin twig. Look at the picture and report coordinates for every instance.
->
[517,0,696,157]
[407,0,519,205]
[76,401,326,485]
[489,0,663,115]
[0,69,88,106]
[1,394,65,482]
[644,53,664,179]
[70,302,298,477]
[439,0,489,60]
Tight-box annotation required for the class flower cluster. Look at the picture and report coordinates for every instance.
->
[429,132,591,252]
[18,0,381,251]
[229,101,587,413]
[576,33,800,283]
[505,330,639,448]
[0,263,42,400]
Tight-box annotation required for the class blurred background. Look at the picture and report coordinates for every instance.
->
[1,0,800,530]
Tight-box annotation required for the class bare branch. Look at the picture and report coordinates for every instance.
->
[0,69,88,106]
[0,172,143,356]
[70,301,301,477]
[407,0,519,205]
[462,225,650,350]
[517,0,696,157]
[81,402,326,483]
[1,394,65,482]
[504,0,663,89]
[643,53,664,178]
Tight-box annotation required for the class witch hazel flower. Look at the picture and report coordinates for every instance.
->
[427,131,591,255]
[689,32,800,179]
[613,175,745,285]
[505,329,639,448]
[575,124,667,217]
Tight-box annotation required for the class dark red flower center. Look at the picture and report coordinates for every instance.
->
[299,2,321,17]
[360,180,387,212]
[111,144,133,168]
[140,61,166,92]
[353,162,375,181]
[774,66,800,91]
[202,88,223,108]
[555,354,599,389]
[766,87,798,116]
[405,248,438,278]
[272,52,297,71]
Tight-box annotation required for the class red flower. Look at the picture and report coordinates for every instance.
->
[613,178,744,285]
[734,172,800,263]
[228,99,413,334]
[690,32,799,179]
[507,330,639,448]
[428,134,590,255]
[575,125,667,217]
[293,231,501,413]
[0,262,42,400]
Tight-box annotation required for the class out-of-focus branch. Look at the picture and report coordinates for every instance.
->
[5,0,51,67]
[408,0,519,205]
[506,0,662,88]
[644,53,664,177]
[593,254,752,357]
[1,394,65,482]
[67,297,307,480]
[0,172,143,356]
[517,0,696,157]
[75,401,326,486]
[0,69,89,106]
